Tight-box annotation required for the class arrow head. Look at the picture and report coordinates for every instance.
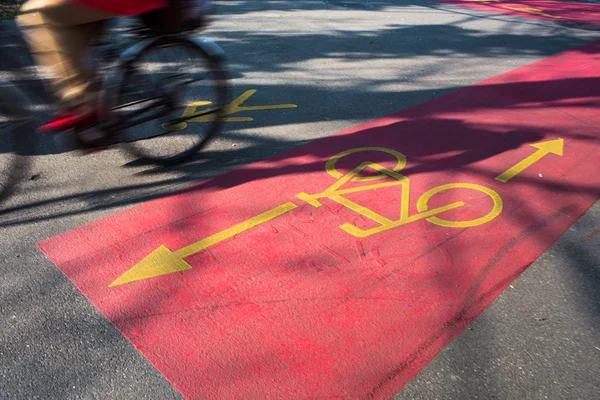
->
[109,245,192,287]
[531,138,564,156]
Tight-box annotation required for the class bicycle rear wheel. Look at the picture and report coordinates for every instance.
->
[0,78,32,205]
[108,35,228,165]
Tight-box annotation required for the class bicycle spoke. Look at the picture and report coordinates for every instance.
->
[112,95,164,111]
[115,36,228,164]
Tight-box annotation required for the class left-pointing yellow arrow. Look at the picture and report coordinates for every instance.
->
[109,245,194,287]
[496,138,564,183]
[109,202,299,287]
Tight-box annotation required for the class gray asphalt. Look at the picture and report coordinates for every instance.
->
[1,0,599,398]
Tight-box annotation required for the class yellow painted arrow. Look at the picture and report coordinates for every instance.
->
[164,89,298,130]
[500,6,561,19]
[109,202,298,287]
[496,138,564,183]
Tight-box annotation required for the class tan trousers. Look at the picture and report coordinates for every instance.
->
[17,0,114,109]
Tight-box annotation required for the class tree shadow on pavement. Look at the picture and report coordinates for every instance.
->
[1,1,600,399]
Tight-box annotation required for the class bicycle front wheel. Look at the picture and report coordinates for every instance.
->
[109,36,229,165]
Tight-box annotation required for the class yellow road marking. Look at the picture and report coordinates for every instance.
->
[109,202,298,287]
[496,139,564,183]
[325,147,407,182]
[164,89,298,131]
[501,6,562,18]
[417,183,504,229]
[111,147,510,287]
[471,0,561,18]
[300,160,503,237]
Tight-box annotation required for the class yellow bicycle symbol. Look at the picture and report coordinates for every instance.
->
[112,146,506,286]
[297,147,503,237]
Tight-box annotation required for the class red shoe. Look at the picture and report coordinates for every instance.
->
[37,109,98,134]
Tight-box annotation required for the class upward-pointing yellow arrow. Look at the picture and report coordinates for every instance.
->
[496,138,564,183]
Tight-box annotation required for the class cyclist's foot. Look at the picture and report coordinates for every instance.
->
[39,107,113,150]
[38,108,99,134]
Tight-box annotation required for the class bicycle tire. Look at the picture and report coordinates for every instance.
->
[109,35,229,165]
[0,78,33,205]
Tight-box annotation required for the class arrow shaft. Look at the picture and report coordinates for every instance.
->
[176,202,299,259]
[496,150,546,183]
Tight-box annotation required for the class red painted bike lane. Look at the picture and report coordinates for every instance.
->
[39,41,600,398]
[437,0,600,26]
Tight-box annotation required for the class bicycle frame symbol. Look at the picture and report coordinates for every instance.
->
[297,147,504,237]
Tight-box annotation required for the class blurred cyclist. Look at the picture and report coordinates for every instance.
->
[16,0,170,138]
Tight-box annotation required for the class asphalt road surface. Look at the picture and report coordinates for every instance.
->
[1,1,599,399]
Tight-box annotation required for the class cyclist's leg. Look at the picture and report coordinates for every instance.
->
[17,0,114,111]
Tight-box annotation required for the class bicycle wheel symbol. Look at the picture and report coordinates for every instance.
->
[416,183,503,229]
[297,147,504,237]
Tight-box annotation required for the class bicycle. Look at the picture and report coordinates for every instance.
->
[0,3,230,203]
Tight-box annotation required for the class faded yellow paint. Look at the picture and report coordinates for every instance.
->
[111,147,507,286]
[176,202,298,259]
[471,0,561,18]
[164,90,298,131]
[417,183,503,228]
[298,161,410,225]
[109,202,298,287]
[501,5,561,18]
[496,138,564,183]
[162,100,212,130]
[109,245,193,287]
[325,147,407,182]
[299,150,503,237]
